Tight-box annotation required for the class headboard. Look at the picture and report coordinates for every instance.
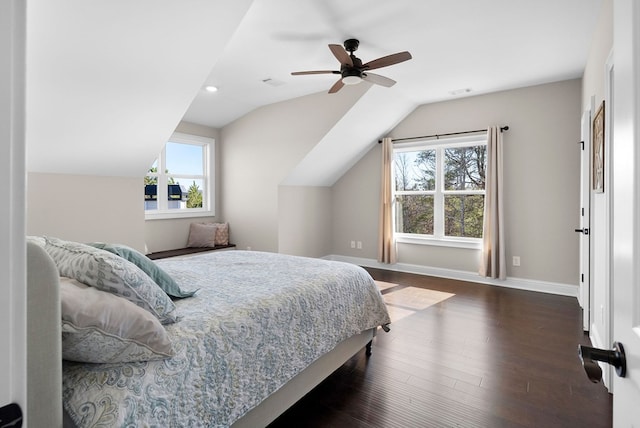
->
[26,241,63,427]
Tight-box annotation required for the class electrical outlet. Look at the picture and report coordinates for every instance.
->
[357,241,362,249]
[350,241,356,249]
[512,256,521,266]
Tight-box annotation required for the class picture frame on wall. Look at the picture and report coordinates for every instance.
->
[593,100,605,193]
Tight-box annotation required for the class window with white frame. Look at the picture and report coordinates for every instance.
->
[144,132,214,220]
[392,135,486,246]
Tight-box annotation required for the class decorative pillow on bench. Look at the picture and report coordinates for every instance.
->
[187,222,229,247]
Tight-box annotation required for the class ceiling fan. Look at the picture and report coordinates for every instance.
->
[291,39,412,93]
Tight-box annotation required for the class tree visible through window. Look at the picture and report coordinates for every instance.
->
[393,136,486,240]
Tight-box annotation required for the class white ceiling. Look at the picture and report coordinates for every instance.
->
[25,0,602,182]
[183,0,603,129]
[26,0,253,177]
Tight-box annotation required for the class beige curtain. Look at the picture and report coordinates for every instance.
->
[480,126,506,279]
[378,137,397,264]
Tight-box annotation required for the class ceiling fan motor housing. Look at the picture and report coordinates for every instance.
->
[343,38,360,52]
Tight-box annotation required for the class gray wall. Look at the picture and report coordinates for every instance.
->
[27,172,147,251]
[278,186,332,257]
[220,84,369,253]
[331,79,582,286]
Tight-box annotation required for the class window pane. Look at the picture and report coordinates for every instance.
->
[395,194,434,234]
[164,178,204,210]
[394,150,436,191]
[444,195,484,238]
[165,142,203,175]
[444,145,486,190]
[144,184,157,211]
[183,178,204,209]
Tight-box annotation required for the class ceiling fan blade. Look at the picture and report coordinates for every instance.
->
[363,51,412,71]
[328,78,344,94]
[362,72,396,88]
[291,70,340,75]
[329,44,353,66]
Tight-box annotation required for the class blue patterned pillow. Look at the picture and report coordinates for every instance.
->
[88,242,197,298]
[43,236,177,324]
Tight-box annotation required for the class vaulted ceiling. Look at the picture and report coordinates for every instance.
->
[26,0,602,182]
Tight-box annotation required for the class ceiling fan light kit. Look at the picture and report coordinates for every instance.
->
[291,38,412,93]
[341,70,363,85]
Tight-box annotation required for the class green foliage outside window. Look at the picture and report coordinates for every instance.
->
[394,143,486,239]
[187,181,203,208]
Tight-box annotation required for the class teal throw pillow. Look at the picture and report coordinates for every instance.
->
[89,242,197,298]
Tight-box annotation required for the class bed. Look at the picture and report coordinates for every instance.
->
[26,237,391,427]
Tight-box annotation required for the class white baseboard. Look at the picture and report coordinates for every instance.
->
[324,254,578,298]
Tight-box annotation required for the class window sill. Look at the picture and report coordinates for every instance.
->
[395,235,482,250]
[145,209,215,221]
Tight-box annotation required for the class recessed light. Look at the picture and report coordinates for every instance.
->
[205,86,218,93]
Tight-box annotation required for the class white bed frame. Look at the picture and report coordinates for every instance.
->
[26,241,374,428]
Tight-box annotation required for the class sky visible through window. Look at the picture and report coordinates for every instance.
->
[165,141,203,175]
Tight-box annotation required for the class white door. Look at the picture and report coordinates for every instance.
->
[578,108,591,332]
[610,0,640,424]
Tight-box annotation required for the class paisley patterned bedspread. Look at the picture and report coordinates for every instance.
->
[62,251,391,427]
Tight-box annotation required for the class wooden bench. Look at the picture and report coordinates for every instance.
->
[146,244,236,260]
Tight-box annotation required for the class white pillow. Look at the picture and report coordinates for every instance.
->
[26,235,46,248]
[60,277,174,363]
[43,236,177,324]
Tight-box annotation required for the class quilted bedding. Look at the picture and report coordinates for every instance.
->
[62,251,391,427]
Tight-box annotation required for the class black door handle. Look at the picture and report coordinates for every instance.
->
[0,403,22,428]
[574,228,589,235]
[578,342,626,383]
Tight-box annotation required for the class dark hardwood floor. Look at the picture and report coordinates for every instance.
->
[269,268,612,428]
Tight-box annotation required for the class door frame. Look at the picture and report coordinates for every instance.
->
[589,53,614,390]
[0,0,27,412]
[579,102,592,332]
[603,50,614,390]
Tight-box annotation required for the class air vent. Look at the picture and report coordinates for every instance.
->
[262,78,285,87]
[449,88,472,96]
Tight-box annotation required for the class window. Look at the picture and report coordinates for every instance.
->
[144,132,214,220]
[392,135,486,247]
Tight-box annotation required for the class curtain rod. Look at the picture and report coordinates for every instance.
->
[379,125,509,144]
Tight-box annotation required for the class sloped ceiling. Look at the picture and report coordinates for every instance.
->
[25,0,602,186]
[183,0,602,129]
[281,83,417,186]
[26,0,253,177]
